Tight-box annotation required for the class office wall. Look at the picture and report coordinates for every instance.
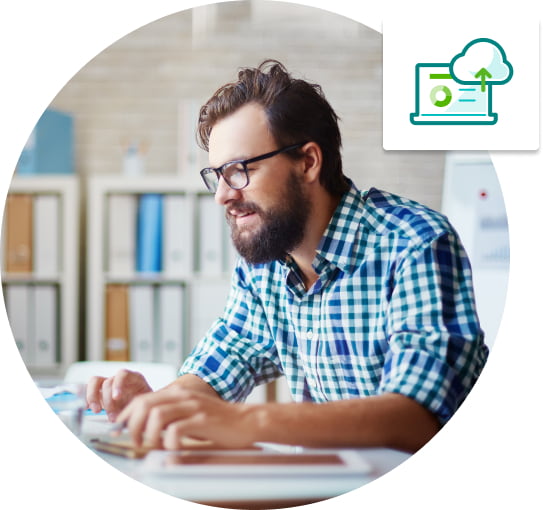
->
[48,1,445,211]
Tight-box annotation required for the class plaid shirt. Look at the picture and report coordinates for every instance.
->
[180,184,489,424]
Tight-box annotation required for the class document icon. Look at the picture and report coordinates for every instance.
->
[410,63,497,124]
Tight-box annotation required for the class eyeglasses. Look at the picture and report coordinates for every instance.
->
[200,142,306,193]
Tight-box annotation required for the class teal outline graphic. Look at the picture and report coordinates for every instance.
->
[410,38,513,126]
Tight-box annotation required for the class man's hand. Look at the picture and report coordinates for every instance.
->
[86,369,153,421]
[115,385,257,450]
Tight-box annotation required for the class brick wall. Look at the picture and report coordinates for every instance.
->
[50,1,445,211]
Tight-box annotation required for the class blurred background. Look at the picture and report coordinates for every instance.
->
[1,1,508,389]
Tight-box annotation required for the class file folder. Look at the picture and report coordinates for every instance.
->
[105,284,130,361]
[163,194,194,277]
[129,284,155,363]
[5,194,33,273]
[157,284,184,366]
[108,194,137,275]
[32,284,58,366]
[33,194,60,277]
[6,284,32,364]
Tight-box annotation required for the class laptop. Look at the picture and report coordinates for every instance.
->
[410,63,497,124]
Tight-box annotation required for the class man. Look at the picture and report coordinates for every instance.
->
[87,60,488,453]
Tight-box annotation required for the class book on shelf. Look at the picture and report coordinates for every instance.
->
[105,284,130,361]
[108,193,137,275]
[4,194,33,273]
[136,194,163,274]
[33,194,60,277]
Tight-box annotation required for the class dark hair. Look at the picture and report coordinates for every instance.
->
[197,59,349,196]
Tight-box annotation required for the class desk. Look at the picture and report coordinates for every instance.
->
[82,414,411,509]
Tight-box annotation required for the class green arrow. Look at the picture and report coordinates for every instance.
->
[474,67,492,92]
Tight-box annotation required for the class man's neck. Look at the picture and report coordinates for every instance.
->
[289,191,341,290]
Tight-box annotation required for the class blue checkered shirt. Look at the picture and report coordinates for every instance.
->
[180,184,489,424]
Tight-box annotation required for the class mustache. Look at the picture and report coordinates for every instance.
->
[225,200,263,217]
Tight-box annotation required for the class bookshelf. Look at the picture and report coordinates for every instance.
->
[85,175,235,366]
[1,176,80,378]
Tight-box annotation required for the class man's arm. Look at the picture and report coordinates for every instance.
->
[249,393,440,453]
[115,384,439,453]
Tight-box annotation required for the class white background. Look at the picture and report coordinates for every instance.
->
[0,1,541,509]
[383,15,540,150]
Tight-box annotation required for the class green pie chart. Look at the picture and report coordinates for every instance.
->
[430,85,452,107]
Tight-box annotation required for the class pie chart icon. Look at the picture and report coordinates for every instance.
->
[430,85,452,107]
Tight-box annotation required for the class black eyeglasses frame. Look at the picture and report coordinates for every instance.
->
[200,142,307,193]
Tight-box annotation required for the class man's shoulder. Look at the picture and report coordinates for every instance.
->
[360,187,452,242]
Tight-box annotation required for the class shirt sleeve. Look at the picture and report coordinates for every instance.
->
[179,263,284,402]
[379,231,489,424]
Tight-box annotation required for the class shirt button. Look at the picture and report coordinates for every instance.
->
[306,330,313,339]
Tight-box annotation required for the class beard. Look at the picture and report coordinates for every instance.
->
[226,172,311,264]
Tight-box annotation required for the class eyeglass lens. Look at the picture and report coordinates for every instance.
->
[204,162,248,192]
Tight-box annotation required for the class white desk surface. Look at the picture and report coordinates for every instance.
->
[82,414,411,508]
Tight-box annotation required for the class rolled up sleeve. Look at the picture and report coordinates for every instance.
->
[379,232,489,424]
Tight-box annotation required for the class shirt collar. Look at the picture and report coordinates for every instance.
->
[278,180,366,280]
[314,181,366,274]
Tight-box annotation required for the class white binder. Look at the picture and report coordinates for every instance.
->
[108,194,137,276]
[129,284,155,363]
[32,284,58,367]
[157,285,184,366]
[6,284,32,365]
[198,195,224,276]
[163,194,194,277]
[33,194,60,277]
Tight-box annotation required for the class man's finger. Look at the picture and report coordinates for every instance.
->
[86,376,106,413]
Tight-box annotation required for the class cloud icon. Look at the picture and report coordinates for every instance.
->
[450,38,513,86]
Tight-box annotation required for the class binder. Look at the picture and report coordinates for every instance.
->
[136,194,163,274]
[163,194,194,277]
[5,284,32,364]
[5,194,33,273]
[105,284,130,361]
[32,284,58,366]
[198,194,224,276]
[129,284,155,363]
[157,284,184,366]
[108,193,137,275]
[33,194,60,277]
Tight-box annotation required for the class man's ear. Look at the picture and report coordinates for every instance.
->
[300,141,322,184]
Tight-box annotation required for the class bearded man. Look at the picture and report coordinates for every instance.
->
[87,60,488,453]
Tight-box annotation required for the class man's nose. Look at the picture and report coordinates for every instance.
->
[214,177,241,206]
